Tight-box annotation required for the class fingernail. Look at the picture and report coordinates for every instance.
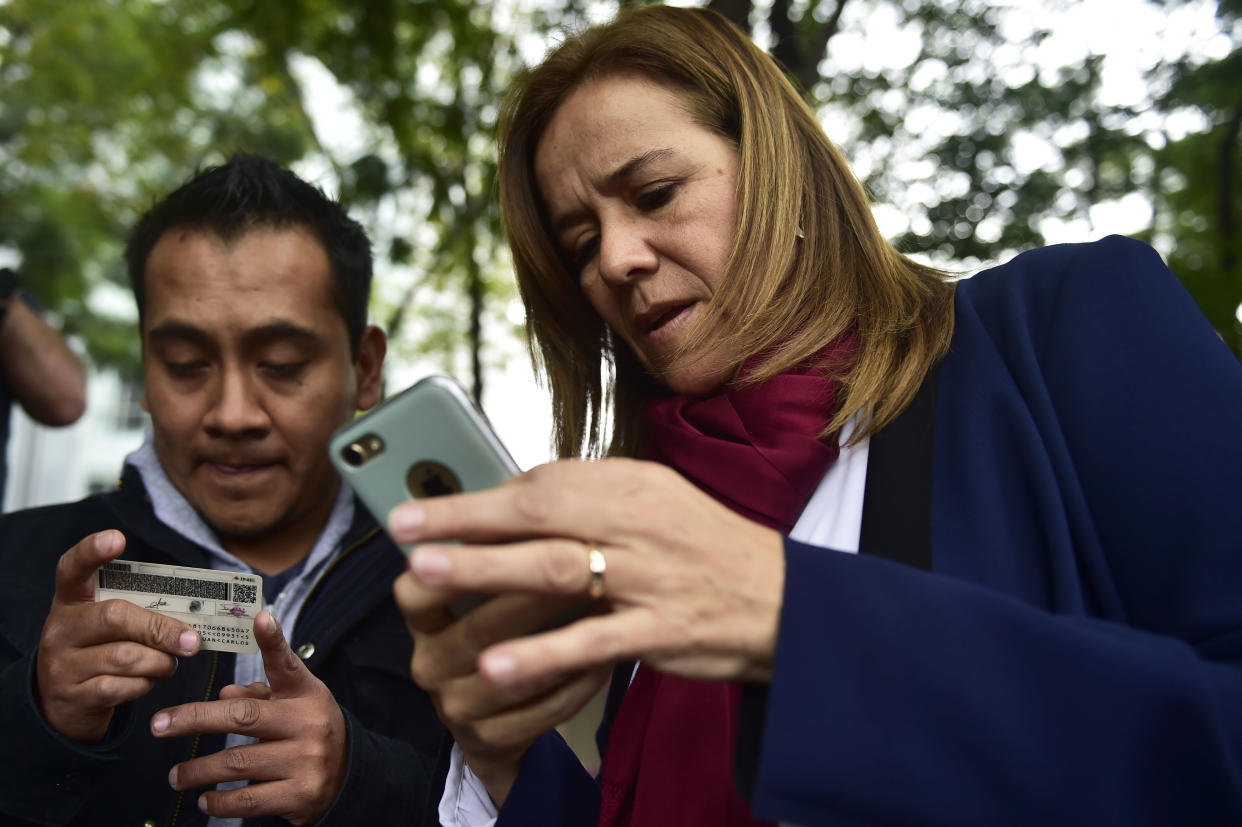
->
[179,630,200,654]
[168,765,178,788]
[481,651,516,684]
[388,503,426,540]
[152,712,170,734]
[94,531,118,555]
[198,794,208,813]
[411,546,450,583]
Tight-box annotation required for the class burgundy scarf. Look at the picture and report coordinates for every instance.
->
[596,340,855,827]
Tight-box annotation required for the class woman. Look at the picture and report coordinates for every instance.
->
[392,6,1242,826]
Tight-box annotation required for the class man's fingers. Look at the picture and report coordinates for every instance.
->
[170,741,288,790]
[195,779,315,825]
[66,599,201,656]
[53,530,126,604]
[152,696,271,739]
[252,611,310,694]
[219,682,273,701]
[70,640,181,682]
[72,673,159,710]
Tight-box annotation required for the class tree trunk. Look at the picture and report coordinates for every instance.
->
[708,0,752,29]
[709,0,848,97]
[467,244,484,404]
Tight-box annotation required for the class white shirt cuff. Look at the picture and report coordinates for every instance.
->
[438,741,500,827]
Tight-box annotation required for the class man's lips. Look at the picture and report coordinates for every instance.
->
[201,459,281,475]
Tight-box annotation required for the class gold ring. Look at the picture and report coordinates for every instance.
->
[586,545,607,599]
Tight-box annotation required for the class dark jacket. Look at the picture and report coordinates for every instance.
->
[0,465,447,826]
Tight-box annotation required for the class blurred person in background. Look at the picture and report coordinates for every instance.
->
[0,265,87,507]
[393,5,1242,827]
[0,155,445,826]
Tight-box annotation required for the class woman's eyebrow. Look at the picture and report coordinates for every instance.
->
[605,148,676,188]
[551,149,678,236]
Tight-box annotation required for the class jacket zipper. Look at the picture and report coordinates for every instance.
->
[167,650,220,826]
[295,525,381,625]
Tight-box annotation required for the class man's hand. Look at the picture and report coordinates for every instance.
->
[152,611,348,825]
[36,530,202,743]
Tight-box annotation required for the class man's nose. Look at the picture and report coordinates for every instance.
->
[204,368,270,436]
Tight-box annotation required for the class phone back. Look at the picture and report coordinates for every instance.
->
[329,374,519,553]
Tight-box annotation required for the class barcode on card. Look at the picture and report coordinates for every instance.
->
[99,564,233,601]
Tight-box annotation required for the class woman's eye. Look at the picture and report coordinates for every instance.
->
[571,235,600,271]
[636,183,676,211]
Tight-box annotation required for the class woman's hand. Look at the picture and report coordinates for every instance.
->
[393,569,610,807]
[389,458,786,690]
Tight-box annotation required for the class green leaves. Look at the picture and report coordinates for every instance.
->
[3,0,1237,384]
[715,0,1240,352]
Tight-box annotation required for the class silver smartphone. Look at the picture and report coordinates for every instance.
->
[330,374,518,617]
[330,373,518,555]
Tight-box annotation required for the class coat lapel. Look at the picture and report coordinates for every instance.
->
[858,363,939,573]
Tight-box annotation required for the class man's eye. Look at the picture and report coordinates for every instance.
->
[260,362,307,378]
[636,183,676,211]
[164,361,207,377]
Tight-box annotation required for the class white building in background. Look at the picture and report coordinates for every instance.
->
[3,370,147,513]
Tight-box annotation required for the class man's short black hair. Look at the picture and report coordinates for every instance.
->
[125,153,373,357]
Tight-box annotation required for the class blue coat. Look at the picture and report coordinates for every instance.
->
[500,236,1242,826]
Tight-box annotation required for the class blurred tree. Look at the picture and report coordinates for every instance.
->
[2,0,1238,392]
[705,0,1240,354]
[1155,0,1242,354]
[0,0,318,375]
[217,0,524,400]
[0,0,523,399]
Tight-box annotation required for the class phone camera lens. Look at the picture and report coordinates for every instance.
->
[341,433,384,467]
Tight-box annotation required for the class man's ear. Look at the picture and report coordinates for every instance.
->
[139,337,150,412]
[354,325,387,411]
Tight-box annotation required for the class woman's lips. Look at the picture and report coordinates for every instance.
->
[640,302,694,335]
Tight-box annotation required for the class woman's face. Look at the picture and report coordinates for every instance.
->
[534,74,741,396]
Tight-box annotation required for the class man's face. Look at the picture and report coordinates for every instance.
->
[140,226,383,549]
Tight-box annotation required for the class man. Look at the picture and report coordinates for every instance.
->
[0,155,445,825]
[0,266,87,506]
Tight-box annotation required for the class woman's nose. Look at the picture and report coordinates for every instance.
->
[597,219,658,285]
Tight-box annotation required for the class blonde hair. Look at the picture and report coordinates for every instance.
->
[499,4,955,459]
